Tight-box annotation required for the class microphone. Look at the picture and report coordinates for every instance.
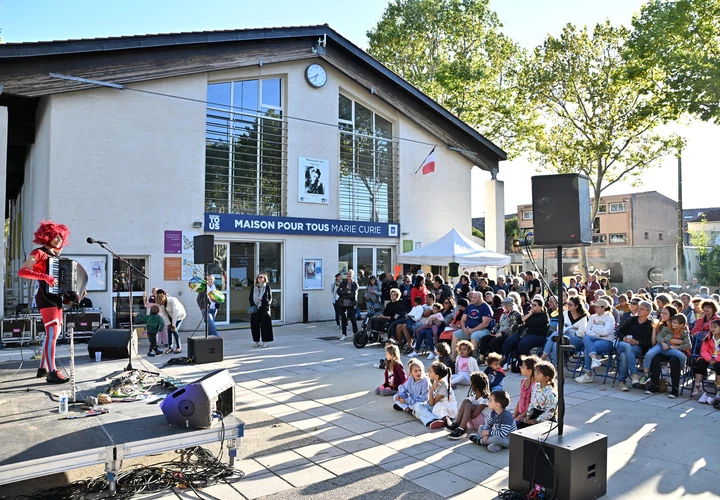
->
[87,237,108,245]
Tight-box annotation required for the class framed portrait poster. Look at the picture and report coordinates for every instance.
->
[62,254,108,292]
[303,258,323,290]
[298,157,329,204]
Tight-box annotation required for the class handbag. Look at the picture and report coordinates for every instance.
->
[248,305,258,315]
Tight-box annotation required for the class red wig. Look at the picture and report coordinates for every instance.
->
[33,220,70,247]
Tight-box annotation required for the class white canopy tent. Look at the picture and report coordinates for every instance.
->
[397,228,511,267]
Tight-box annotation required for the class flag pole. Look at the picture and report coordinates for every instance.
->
[414,146,437,174]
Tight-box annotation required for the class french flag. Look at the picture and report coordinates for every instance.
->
[416,147,436,175]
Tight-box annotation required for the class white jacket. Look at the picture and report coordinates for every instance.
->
[585,312,615,339]
[164,296,187,324]
[563,311,588,338]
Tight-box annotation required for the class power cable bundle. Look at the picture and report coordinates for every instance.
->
[13,420,244,500]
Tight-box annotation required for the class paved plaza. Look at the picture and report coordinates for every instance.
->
[1,321,719,499]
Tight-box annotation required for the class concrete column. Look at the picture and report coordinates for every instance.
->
[484,178,505,280]
[0,106,7,317]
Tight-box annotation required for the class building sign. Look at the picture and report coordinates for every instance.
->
[563,262,624,283]
[205,214,400,239]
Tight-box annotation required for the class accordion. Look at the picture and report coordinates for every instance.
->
[48,258,88,303]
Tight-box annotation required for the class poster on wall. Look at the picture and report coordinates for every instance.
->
[182,231,199,254]
[63,254,107,291]
[164,257,182,281]
[182,257,201,281]
[164,230,182,254]
[298,157,329,204]
[338,261,349,276]
[303,258,323,290]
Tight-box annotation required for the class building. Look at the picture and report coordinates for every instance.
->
[517,191,678,247]
[517,191,684,290]
[0,26,508,327]
[687,209,720,246]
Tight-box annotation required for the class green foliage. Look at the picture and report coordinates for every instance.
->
[472,227,485,239]
[689,218,720,284]
[626,0,720,122]
[505,216,519,239]
[366,0,538,158]
[521,21,683,221]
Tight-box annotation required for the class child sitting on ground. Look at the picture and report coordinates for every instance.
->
[446,371,491,440]
[518,361,558,429]
[469,390,517,452]
[513,355,540,425]
[484,352,506,392]
[376,345,406,396]
[412,361,457,429]
[451,340,481,387]
[393,358,430,413]
[144,305,165,357]
[410,303,444,358]
[642,313,691,383]
[434,342,454,370]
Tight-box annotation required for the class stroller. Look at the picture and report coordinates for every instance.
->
[353,305,387,348]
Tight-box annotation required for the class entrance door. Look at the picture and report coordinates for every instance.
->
[229,242,255,322]
[207,243,229,324]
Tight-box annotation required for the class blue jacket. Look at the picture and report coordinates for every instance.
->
[397,376,431,406]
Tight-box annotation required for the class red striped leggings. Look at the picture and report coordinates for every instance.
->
[40,307,63,372]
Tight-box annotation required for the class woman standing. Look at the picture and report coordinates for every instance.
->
[331,273,343,330]
[249,273,273,347]
[18,221,71,383]
[365,275,383,314]
[155,290,186,353]
[411,275,429,306]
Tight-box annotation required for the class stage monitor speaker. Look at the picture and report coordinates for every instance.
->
[194,234,215,265]
[160,369,235,429]
[87,329,138,359]
[509,423,607,500]
[531,174,592,247]
[187,336,224,364]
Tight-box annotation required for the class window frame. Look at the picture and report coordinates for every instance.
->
[596,203,607,214]
[592,234,607,244]
[338,94,398,223]
[205,77,286,216]
[522,210,534,220]
[609,202,627,213]
[609,233,628,244]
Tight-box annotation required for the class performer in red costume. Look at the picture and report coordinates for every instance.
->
[18,221,71,384]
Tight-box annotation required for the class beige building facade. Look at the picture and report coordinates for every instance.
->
[0,27,507,327]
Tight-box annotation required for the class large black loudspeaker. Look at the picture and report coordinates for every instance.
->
[509,423,607,500]
[87,329,138,359]
[194,234,215,264]
[188,336,224,364]
[531,174,592,247]
[160,369,235,429]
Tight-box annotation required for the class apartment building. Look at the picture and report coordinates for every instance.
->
[517,191,678,247]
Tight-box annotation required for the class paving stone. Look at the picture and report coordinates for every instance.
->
[330,434,378,454]
[378,454,442,480]
[293,442,346,462]
[277,462,336,487]
[449,484,505,500]
[353,444,410,466]
[411,469,477,497]
[231,472,293,500]
[448,460,506,484]
[314,454,374,475]
[416,447,471,469]
[254,450,310,471]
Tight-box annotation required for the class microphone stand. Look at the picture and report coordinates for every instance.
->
[93,241,156,374]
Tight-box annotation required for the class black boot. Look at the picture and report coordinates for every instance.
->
[36,368,48,378]
[46,370,69,384]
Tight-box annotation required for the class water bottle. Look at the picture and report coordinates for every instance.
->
[59,391,68,414]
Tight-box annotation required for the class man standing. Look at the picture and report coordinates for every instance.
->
[525,271,542,298]
[337,269,359,340]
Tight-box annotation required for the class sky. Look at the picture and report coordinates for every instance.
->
[0,0,716,216]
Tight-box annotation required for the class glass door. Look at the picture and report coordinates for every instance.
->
[208,243,229,324]
[112,256,147,328]
[229,242,255,322]
[259,242,282,321]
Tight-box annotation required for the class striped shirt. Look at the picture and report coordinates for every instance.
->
[482,410,517,439]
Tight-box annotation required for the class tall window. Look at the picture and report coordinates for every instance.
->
[338,94,398,223]
[205,78,286,215]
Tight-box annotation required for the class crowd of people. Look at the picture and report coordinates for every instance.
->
[359,269,720,409]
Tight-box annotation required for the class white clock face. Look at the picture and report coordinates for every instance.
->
[305,63,327,88]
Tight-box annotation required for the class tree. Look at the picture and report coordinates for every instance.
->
[626,0,720,122]
[505,216,521,253]
[472,227,485,239]
[689,218,720,285]
[366,0,538,157]
[521,21,682,272]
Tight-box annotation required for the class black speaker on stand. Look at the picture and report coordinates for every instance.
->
[508,174,607,499]
[190,234,224,364]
